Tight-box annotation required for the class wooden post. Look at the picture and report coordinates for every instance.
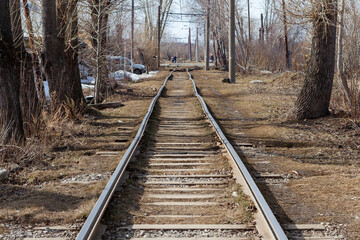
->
[188,27,192,61]
[247,0,251,41]
[124,45,127,79]
[204,24,206,63]
[205,3,210,70]
[282,0,291,70]
[131,0,134,72]
[259,14,264,43]
[157,4,161,68]
[229,0,235,83]
[196,27,199,62]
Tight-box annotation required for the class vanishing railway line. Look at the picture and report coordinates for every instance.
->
[75,69,336,240]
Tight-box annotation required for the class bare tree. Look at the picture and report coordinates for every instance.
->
[137,0,173,69]
[88,0,113,103]
[335,0,351,107]
[0,0,24,142]
[10,0,40,134]
[288,0,338,120]
[42,0,84,113]
[22,0,46,103]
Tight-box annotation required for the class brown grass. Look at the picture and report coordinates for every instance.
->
[0,71,166,226]
[192,69,360,239]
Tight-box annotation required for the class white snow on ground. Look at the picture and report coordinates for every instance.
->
[43,81,94,98]
[81,76,95,85]
[82,84,94,90]
[43,71,159,98]
[43,81,50,99]
[110,70,159,82]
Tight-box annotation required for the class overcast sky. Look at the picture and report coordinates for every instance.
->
[165,0,264,42]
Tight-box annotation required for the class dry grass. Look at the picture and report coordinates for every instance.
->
[0,72,166,226]
[102,73,255,226]
[192,69,360,238]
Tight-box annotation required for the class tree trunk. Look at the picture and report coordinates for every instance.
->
[60,0,84,108]
[91,0,111,103]
[288,0,338,120]
[42,0,84,112]
[22,0,46,103]
[10,0,40,134]
[0,0,24,142]
[336,0,351,107]
[42,0,66,110]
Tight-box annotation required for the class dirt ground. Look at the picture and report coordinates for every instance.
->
[101,72,255,230]
[191,69,360,239]
[0,71,170,231]
[1,68,359,239]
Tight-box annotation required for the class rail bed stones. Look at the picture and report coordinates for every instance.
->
[76,69,340,240]
[100,72,258,239]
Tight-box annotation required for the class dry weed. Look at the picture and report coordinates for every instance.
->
[0,103,90,168]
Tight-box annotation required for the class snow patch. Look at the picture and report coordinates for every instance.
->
[43,81,94,98]
[43,71,158,98]
[43,81,50,99]
[81,76,95,85]
[111,70,158,82]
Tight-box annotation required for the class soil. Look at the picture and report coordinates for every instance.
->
[0,71,169,230]
[101,72,255,231]
[1,68,359,239]
[191,69,360,239]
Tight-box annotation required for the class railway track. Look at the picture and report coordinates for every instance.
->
[75,69,334,240]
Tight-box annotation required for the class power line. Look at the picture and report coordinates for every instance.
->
[167,20,203,23]
[167,12,205,16]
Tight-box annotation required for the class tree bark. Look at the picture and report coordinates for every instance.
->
[336,0,351,107]
[288,0,338,120]
[10,0,40,134]
[22,0,46,103]
[91,0,111,103]
[60,0,85,107]
[0,0,24,142]
[42,0,84,112]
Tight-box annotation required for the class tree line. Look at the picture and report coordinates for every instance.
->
[189,0,358,119]
[0,0,173,146]
[1,0,359,147]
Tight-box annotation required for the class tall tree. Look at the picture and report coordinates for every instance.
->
[288,0,338,120]
[89,0,112,103]
[59,0,84,108]
[42,0,84,112]
[336,0,351,107]
[22,0,46,104]
[10,0,40,134]
[0,0,24,142]
[22,0,46,106]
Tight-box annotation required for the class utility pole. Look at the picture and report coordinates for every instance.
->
[247,0,251,42]
[229,0,235,83]
[131,0,134,72]
[94,0,102,103]
[188,28,192,61]
[157,4,161,68]
[124,44,127,79]
[196,27,199,62]
[282,0,291,70]
[259,14,264,43]
[205,2,210,70]
[204,24,206,63]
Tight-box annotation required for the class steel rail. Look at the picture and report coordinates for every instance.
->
[187,69,288,240]
[76,69,176,240]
